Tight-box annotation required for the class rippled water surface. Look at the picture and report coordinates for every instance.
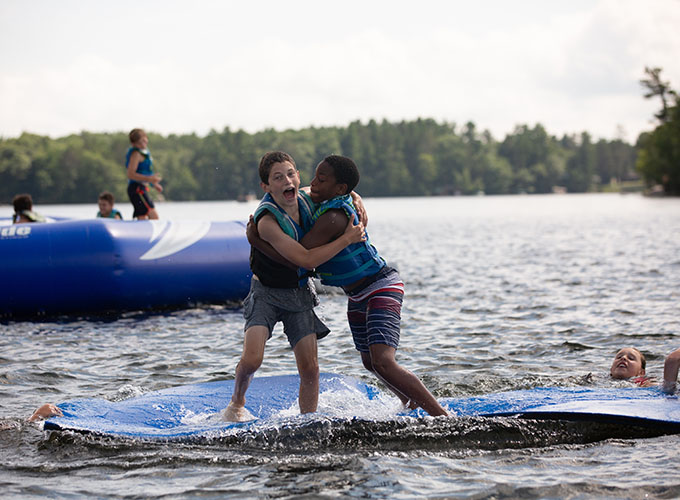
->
[2,194,680,499]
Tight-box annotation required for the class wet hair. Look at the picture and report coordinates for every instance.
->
[258,151,296,184]
[129,128,146,144]
[322,155,360,194]
[98,191,115,204]
[12,193,33,212]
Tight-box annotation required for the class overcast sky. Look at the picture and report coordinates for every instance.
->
[1,0,679,142]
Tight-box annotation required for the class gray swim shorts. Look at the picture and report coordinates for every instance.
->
[243,277,330,348]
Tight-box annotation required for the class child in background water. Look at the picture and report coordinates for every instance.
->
[609,347,655,387]
[96,191,123,219]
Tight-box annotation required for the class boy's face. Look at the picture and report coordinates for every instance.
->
[133,134,149,149]
[98,199,113,217]
[261,161,300,209]
[309,161,348,203]
[610,348,645,379]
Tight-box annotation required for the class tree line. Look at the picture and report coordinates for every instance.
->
[1,118,643,206]
[636,67,680,196]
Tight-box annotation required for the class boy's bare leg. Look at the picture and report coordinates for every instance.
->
[293,333,320,414]
[222,326,268,422]
[367,344,448,416]
[360,351,416,409]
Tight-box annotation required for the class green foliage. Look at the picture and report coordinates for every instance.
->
[1,119,639,205]
[637,67,680,195]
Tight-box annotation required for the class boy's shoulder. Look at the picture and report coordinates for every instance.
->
[313,195,354,222]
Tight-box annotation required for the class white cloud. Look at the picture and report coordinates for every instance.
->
[1,0,679,141]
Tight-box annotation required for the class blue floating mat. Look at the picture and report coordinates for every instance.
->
[438,386,680,430]
[44,373,680,439]
[44,373,377,438]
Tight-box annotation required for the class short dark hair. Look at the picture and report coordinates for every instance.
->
[13,193,33,212]
[323,155,360,194]
[259,151,296,184]
[98,191,115,204]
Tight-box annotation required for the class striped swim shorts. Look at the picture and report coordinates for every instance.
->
[346,266,404,352]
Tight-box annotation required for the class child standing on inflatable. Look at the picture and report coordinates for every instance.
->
[96,191,123,219]
[248,155,448,417]
[125,128,162,220]
[222,151,365,422]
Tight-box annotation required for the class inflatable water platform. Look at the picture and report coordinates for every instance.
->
[0,218,252,317]
[43,373,680,439]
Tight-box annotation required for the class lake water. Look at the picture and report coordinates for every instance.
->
[2,193,680,499]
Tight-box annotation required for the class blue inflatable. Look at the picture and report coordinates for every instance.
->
[0,219,252,317]
[43,373,680,439]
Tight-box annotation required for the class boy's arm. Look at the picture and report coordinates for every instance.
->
[246,215,297,269]
[258,213,364,270]
[662,348,680,394]
[299,209,348,249]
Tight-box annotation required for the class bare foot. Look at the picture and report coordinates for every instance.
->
[28,404,63,422]
[221,402,255,422]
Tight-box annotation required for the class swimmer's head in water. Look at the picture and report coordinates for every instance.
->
[610,347,646,379]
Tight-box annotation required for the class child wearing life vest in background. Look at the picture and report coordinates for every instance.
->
[125,128,162,220]
[248,155,448,417]
[96,191,123,219]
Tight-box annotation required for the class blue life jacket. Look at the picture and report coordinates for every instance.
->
[250,191,316,288]
[311,195,385,286]
[125,147,153,185]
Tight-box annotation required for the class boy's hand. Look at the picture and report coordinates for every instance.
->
[350,192,368,226]
[150,174,163,192]
[343,219,366,245]
[246,214,258,244]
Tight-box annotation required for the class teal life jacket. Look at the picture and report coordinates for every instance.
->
[311,194,385,287]
[97,208,123,219]
[125,147,153,185]
[253,191,315,240]
[250,191,316,288]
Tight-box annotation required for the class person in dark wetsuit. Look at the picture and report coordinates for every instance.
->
[125,128,162,220]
